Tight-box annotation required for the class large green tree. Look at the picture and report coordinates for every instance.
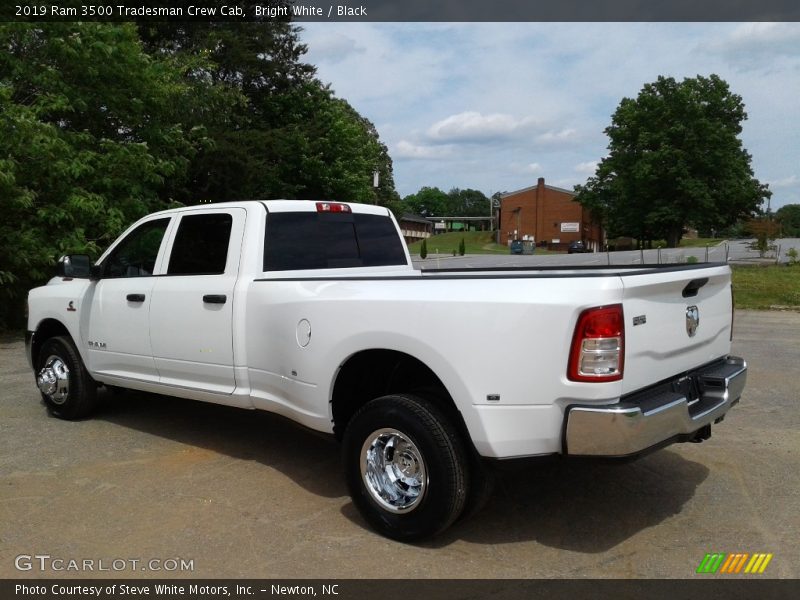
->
[1,18,400,328]
[576,75,770,247]
[0,23,198,326]
[776,204,800,237]
[446,188,491,218]
[138,15,397,205]
[399,186,491,220]
[402,187,450,216]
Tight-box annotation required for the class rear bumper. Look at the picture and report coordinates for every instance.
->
[564,356,747,457]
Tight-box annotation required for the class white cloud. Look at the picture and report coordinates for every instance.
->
[393,140,452,160]
[697,23,800,69]
[536,128,578,146]
[509,162,543,175]
[769,175,798,189]
[305,33,364,63]
[575,161,598,174]
[426,111,541,144]
[728,23,800,47]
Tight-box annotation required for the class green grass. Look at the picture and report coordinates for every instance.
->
[409,231,508,255]
[408,231,562,255]
[638,238,725,248]
[409,233,723,255]
[732,265,800,310]
[680,237,725,248]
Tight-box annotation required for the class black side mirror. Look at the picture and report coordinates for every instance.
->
[56,255,92,279]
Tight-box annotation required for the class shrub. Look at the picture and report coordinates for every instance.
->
[420,238,428,259]
[787,247,799,266]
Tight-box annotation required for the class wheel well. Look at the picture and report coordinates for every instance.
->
[331,349,470,443]
[33,319,71,367]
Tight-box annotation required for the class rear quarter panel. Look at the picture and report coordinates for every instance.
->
[243,273,628,450]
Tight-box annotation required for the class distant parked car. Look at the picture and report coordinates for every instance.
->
[568,240,590,254]
[509,240,535,255]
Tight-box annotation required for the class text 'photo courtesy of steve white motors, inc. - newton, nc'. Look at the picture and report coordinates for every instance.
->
[15,583,341,597]
[13,4,368,18]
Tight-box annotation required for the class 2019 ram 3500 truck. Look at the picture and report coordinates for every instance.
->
[26,200,747,540]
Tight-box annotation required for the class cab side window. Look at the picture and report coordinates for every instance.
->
[103,218,170,278]
[167,213,233,275]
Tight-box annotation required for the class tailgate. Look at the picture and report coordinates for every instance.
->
[621,265,733,395]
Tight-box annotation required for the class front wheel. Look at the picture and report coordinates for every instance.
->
[36,335,98,420]
[342,394,468,541]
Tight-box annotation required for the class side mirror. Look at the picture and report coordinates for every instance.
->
[56,255,92,279]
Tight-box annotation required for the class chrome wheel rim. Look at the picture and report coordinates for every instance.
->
[37,355,70,404]
[360,428,427,513]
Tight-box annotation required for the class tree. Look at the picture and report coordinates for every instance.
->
[776,204,800,237]
[447,188,491,218]
[138,16,397,205]
[275,83,398,204]
[576,75,770,247]
[420,238,428,259]
[0,23,197,327]
[458,237,466,256]
[0,18,399,328]
[403,187,450,217]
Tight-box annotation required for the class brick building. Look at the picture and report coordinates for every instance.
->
[499,177,603,251]
[397,214,433,244]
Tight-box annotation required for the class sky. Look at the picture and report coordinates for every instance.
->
[299,22,800,211]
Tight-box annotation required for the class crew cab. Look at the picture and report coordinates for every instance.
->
[26,200,747,540]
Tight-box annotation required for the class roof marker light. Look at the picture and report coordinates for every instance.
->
[316,202,351,213]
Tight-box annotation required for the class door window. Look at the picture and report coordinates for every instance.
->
[167,213,233,275]
[103,218,170,278]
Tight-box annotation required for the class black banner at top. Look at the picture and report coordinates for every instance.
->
[2,0,800,22]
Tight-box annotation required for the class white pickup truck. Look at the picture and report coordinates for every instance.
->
[26,200,747,540]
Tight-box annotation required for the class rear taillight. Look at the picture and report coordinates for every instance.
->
[568,304,625,382]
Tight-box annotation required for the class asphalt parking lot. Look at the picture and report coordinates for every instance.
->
[1,310,798,579]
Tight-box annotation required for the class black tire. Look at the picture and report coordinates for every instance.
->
[36,335,98,420]
[459,452,496,522]
[343,393,468,541]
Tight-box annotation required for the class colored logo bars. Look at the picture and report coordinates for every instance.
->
[696,553,773,574]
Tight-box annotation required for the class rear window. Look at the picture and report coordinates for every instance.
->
[264,211,407,271]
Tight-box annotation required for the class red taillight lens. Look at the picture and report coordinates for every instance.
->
[568,304,625,382]
[316,202,351,213]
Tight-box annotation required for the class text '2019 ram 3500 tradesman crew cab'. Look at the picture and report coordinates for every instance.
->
[26,200,747,540]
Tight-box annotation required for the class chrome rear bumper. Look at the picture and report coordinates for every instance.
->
[564,356,747,457]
